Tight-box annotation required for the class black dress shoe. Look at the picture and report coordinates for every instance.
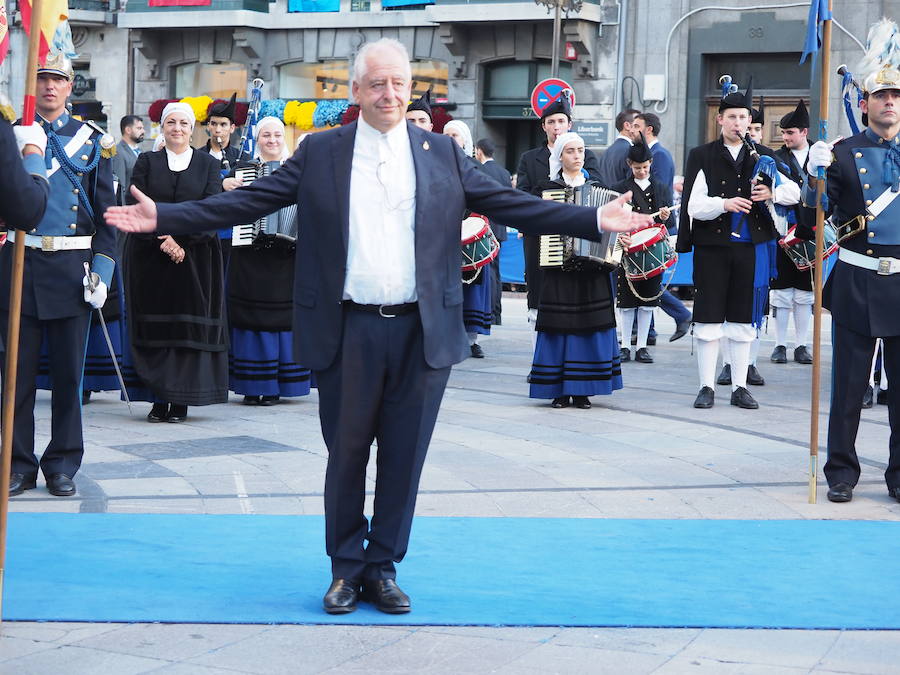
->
[716,364,732,386]
[635,347,653,363]
[147,403,169,423]
[746,364,765,386]
[647,335,657,346]
[361,578,411,614]
[46,473,76,497]
[551,396,571,409]
[669,319,691,342]
[168,404,188,423]
[470,343,485,358]
[620,347,631,362]
[323,578,359,614]
[771,345,788,364]
[730,386,759,409]
[827,483,853,503]
[888,486,900,502]
[693,386,715,408]
[877,387,889,405]
[243,395,261,405]
[259,395,280,406]
[794,345,813,364]
[9,473,37,496]
[572,395,591,409]
[862,385,874,409]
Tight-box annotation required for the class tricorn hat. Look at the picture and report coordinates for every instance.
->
[779,100,810,130]
[208,93,237,122]
[540,92,573,120]
[627,132,653,163]
[407,88,433,119]
[719,76,754,113]
[751,96,765,124]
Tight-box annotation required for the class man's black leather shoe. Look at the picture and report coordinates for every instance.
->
[323,579,359,614]
[730,386,759,409]
[9,473,37,496]
[620,347,631,362]
[747,365,765,386]
[693,386,715,409]
[888,486,900,502]
[361,578,411,614]
[863,385,874,409]
[794,345,813,364]
[470,343,485,358]
[46,473,76,497]
[635,347,653,363]
[669,319,691,342]
[771,345,788,364]
[827,483,853,503]
[551,396,570,409]
[716,364,732,385]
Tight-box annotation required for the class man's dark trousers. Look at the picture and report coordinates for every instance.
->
[316,305,451,583]
[1,309,90,478]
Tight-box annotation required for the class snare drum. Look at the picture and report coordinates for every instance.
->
[461,214,499,272]
[778,219,838,271]
[622,225,678,281]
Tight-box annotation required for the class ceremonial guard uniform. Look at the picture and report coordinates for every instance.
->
[678,78,799,409]
[613,136,670,364]
[1,54,116,497]
[801,20,900,502]
[516,98,602,316]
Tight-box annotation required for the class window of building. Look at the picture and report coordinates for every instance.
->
[482,60,573,118]
[410,60,449,100]
[173,62,248,100]
[279,61,350,100]
[350,0,371,9]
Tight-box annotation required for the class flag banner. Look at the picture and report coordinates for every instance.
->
[287,0,339,12]
[148,0,212,6]
[800,0,832,64]
[20,0,69,65]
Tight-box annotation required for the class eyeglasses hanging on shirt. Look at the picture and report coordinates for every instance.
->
[375,134,416,213]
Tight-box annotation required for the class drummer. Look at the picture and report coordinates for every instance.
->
[612,134,671,365]
[527,132,623,409]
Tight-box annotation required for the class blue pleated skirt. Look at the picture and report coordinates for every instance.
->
[229,328,313,398]
[529,329,623,398]
[463,271,492,336]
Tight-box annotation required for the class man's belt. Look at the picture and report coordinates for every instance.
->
[839,247,900,275]
[343,300,418,317]
[7,231,93,252]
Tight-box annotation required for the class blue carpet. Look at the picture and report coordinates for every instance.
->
[5,514,900,628]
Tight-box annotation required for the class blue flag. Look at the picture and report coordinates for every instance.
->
[800,0,832,64]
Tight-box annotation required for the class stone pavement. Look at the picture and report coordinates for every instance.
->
[2,294,899,674]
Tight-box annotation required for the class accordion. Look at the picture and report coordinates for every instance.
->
[231,162,270,247]
[539,185,623,271]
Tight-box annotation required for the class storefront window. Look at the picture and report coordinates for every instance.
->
[410,60,449,100]
[279,61,350,100]
[173,62,248,99]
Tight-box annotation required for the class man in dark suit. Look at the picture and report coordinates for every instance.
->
[2,53,117,498]
[475,137,511,324]
[596,108,640,189]
[515,97,603,318]
[105,38,650,615]
[110,114,143,205]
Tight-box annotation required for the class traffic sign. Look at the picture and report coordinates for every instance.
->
[530,78,576,118]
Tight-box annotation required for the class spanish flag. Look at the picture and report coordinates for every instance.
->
[20,0,69,66]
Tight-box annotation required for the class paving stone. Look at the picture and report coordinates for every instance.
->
[0,645,172,674]
[73,623,269,661]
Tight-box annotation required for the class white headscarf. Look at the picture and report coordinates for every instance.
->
[444,120,474,158]
[549,132,585,181]
[160,102,196,130]
[253,116,289,162]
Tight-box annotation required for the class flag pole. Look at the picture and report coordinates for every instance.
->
[0,0,46,622]
[809,0,833,504]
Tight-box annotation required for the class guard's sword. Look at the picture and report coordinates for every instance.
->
[83,262,133,416]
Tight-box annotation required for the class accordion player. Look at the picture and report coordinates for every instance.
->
[538,185,623,271]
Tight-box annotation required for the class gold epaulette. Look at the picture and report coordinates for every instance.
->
[85,120,117,159]
[0,91,15,122]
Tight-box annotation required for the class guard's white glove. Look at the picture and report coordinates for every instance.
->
[807,140,835,177]
[13,125,47,156]
[83,272,108,309]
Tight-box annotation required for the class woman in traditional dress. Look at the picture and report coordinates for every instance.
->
[223,116,311,405]
[443,120,492,358]
[612,135,672,364]
[528,132,623,409]
[123,102,227,422]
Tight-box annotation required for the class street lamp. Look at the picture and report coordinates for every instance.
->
[534,0,583,78]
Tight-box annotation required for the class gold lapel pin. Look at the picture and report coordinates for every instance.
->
[423,141,430,151]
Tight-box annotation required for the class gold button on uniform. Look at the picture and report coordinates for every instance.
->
[71,205,78,212]
[867,249,874,255]
[69,224,77,230]
[868,215,875,221]
[73,188,79,195]
[867,199,873,205]
[855,152,863,158]
[81,154,88,161]
[860,168,867,174]
[869,232,876,238]
[864,184,870,189]
[86,140,93,146]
